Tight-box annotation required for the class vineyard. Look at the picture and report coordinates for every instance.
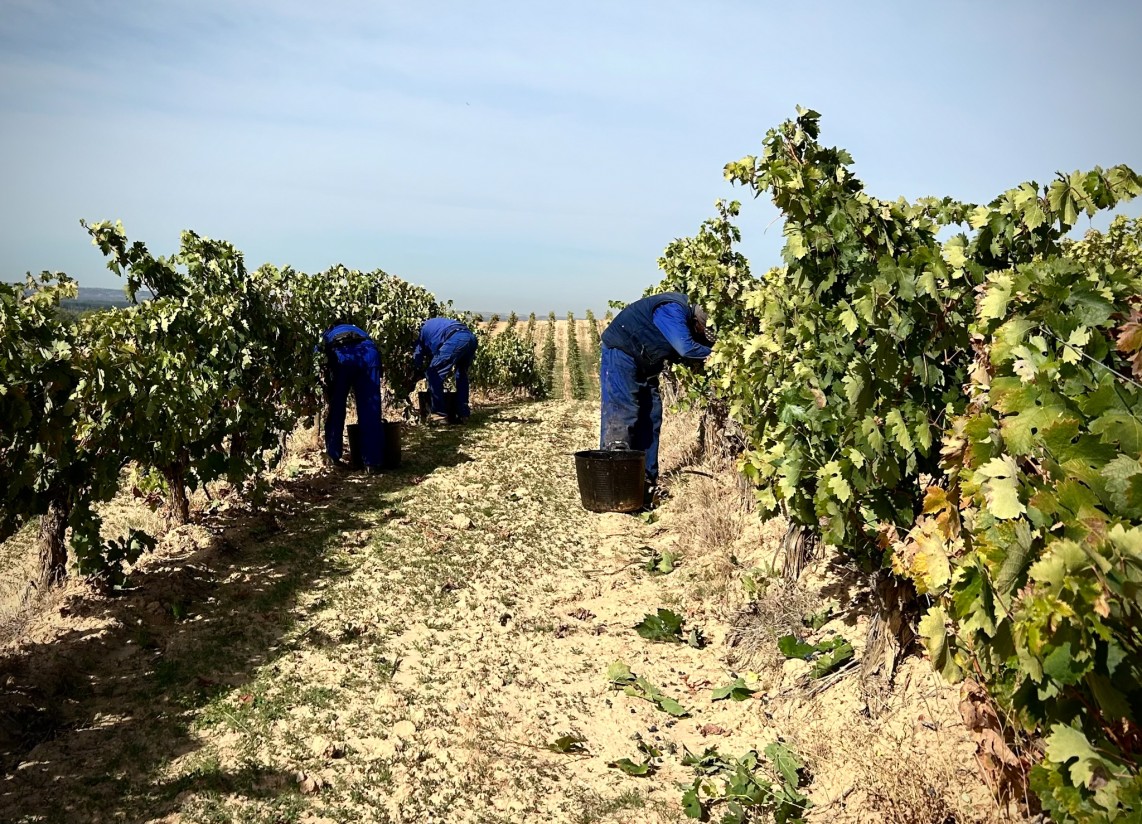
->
[1,222,546,592]
[0,106,1140,824]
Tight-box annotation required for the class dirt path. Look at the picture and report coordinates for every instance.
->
[0,400,1003,824]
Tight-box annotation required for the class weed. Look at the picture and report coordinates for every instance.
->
[608,661,690,717]
[574,788,646,824]
[608,740,662,776]
[680,743,811,823]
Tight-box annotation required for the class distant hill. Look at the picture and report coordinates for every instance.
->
[61,287,133,310]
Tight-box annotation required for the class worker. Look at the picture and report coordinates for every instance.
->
[320,321,384,473]
[413,317,479,424]
[599,293,715,505]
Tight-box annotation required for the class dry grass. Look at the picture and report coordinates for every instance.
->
[0,527,39,634]
[668,473,755,617]
[724,582,816,673]
[658,403,704,475]
[794,711,1006,824]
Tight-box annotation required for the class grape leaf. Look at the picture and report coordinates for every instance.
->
[712,677,757,702]
[763,741,805,787]
[607,661,635,686]
[547,734,587,754]
[778,635,816,659]
[808,637,854,678]
[608,757,652,776]
[635,608,685,642]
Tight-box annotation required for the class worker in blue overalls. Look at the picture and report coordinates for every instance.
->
[320,321,384,473]
[599,293,714,504]
[413,317,479,424]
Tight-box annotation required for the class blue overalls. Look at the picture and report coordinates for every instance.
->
[413,318,479,419]
[599,293,711,484]
[321,324,384,468]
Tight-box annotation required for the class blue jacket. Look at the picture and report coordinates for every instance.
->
[601,293,710,374]
[413,318,470,371]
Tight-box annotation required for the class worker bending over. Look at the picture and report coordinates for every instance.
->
[413,317,479,424]
[321,321,384,473]
[599,293,714,504]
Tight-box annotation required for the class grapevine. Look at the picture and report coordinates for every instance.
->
[641,107,1142,820]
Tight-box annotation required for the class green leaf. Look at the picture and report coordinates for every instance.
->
[681,787,703,819]
[1102,455,1142,517]
[979,273,1013,322]
[808,637,854,678]
[607,661,635,686]
[1091,411,1142,454]
[994,520,1036,594]
[635,608,686,642]
[1086,673,1134,721]
[645,548,681,575]
[547,734,587,754]
[837,304,859,334]
[608,757,652,776]
[712,677,757,702]
[803,603,834,631]
[764,741,805,788]
[656,696,691,718]
[1044,724,1107,790]
[1042,641,1090,686]
[978,456,1025,519]
[778,635,816,660]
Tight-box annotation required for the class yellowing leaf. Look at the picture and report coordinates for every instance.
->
[978,456,1025,519]
[918,607,962,682]
[979,274,1013,322]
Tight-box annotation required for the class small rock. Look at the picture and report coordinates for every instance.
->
[296,771,324,795]
[451,514,473,530]
[392,720,416,738]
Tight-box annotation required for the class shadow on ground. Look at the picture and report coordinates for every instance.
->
[0,405,502,823]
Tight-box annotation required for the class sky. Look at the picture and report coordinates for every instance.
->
[1,1,1141,314]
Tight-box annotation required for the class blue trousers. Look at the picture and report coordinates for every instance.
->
[325,340,384,467]
[426,330,478,418]
[599,345,663,483]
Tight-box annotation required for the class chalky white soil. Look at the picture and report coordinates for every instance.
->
[0,400,1011,823]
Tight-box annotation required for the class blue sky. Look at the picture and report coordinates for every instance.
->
[2,1,1140,313]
